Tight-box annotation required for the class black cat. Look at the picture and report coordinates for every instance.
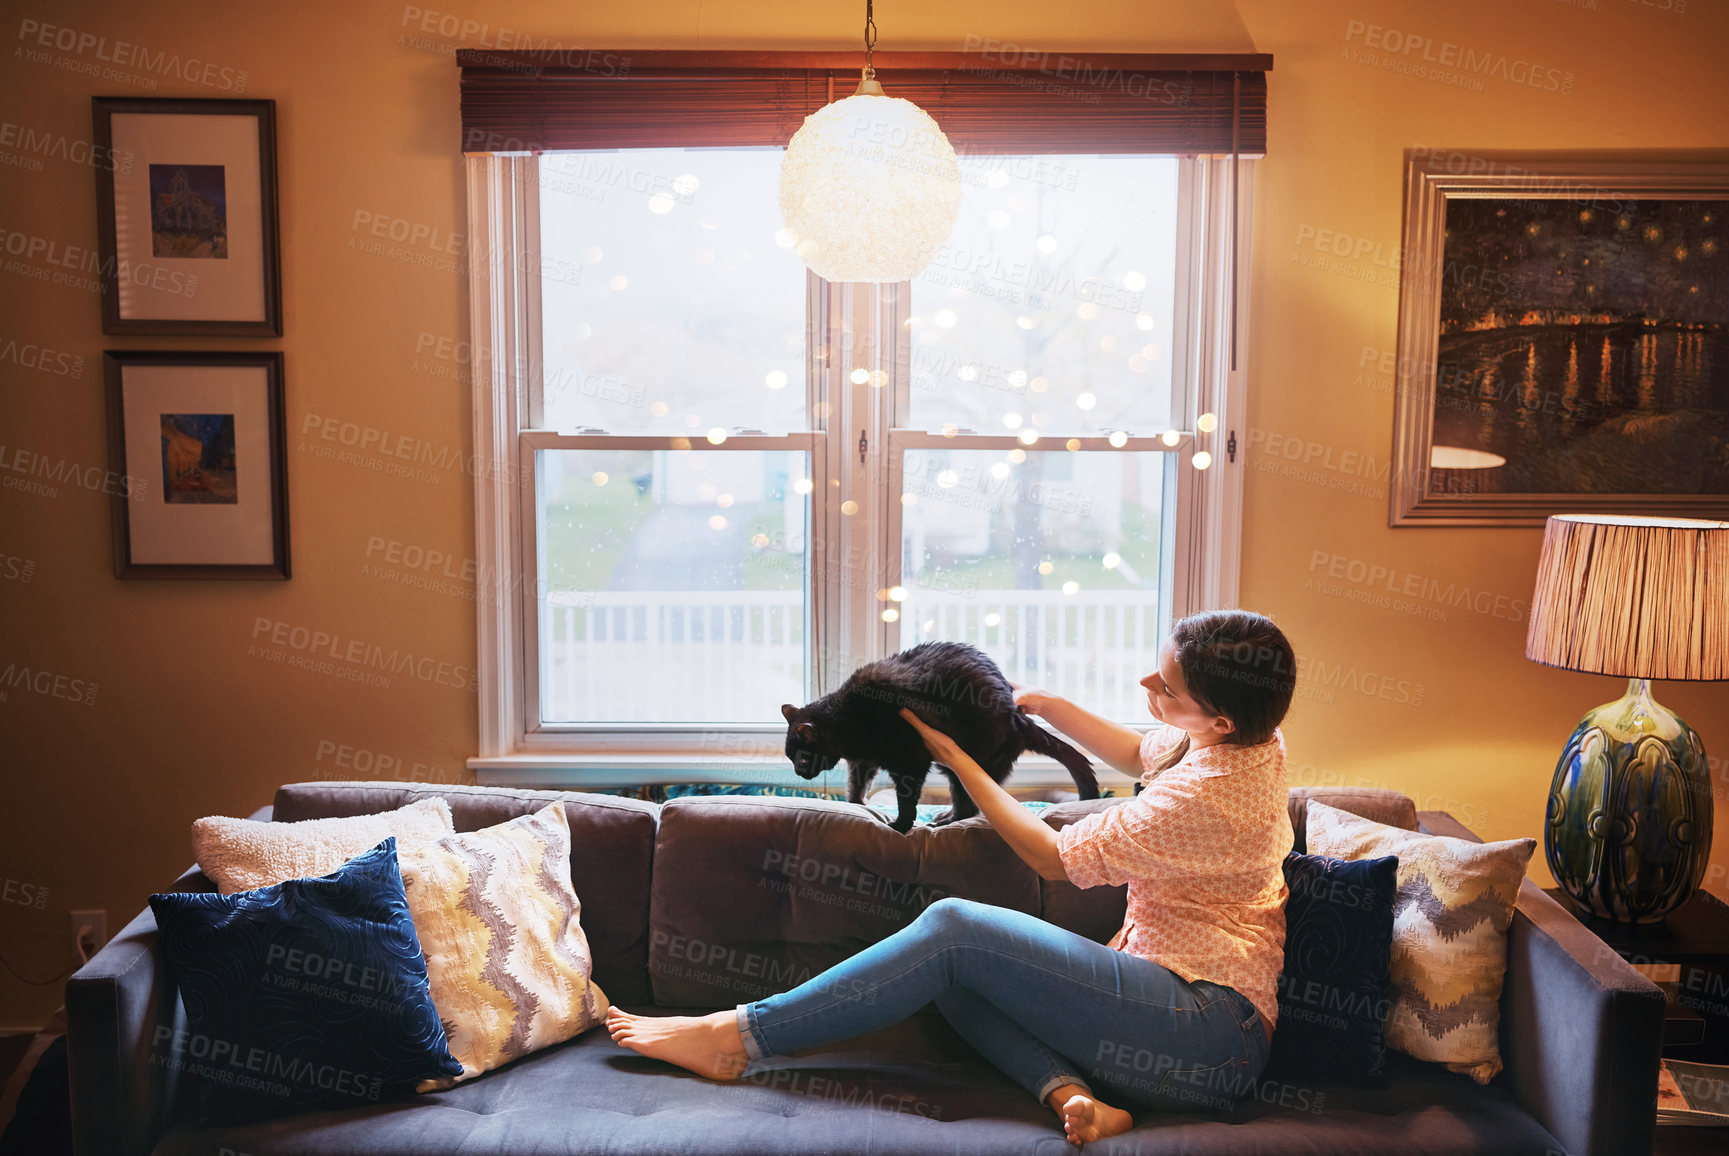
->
[780,641,1100,833]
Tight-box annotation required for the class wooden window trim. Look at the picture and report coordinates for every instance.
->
[458,49,1269,156]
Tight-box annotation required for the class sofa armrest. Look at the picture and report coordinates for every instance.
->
[1419,810,1665,1156]
[1501,879,1665,1156]
[66,866,213,1156]
[66,806,264,1156]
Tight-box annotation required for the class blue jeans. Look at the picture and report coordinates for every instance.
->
[735,896,1271,1111]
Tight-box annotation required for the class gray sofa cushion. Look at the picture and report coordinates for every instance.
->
[149,1004,1566,1156]
[648,795,1039,1007]
[1287,787,1418,853]
[270,782,660,1005]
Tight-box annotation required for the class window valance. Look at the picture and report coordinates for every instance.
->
[456,49,1270,156]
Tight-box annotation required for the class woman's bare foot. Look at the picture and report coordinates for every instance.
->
[605,1006,750,1081]
[1048,1083,1134,1147]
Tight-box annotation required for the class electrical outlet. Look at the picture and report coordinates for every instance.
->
[70,909,107,967]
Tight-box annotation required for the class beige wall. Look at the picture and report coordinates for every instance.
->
[2,0,1725,1027]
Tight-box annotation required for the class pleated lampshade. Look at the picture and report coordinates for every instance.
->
[1525,514,1729,681]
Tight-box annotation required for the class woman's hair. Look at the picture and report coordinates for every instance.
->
[1148,610,1297,772]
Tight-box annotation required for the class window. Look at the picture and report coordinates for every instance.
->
[532,148,811,728]
[895,155,1181,725]
[459,54,1260,783]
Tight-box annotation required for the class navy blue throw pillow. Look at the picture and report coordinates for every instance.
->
[1270,851,1398,1087]
[149,837,461,1124]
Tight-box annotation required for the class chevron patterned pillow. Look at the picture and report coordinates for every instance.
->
[1304,801,1535,1084]
[398,803,611,1089]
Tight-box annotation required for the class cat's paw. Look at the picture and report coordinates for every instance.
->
[927,808,955,826]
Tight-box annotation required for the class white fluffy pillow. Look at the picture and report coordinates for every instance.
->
[192,797,455,894]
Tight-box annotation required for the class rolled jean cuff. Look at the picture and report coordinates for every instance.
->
[1035,1072,1092,1105]
[736,1002,768,1063]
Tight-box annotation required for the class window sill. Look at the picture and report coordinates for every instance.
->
[467,753,1141,793]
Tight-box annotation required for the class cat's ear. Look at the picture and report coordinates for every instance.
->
[795,723,815,742]
[780,703,798,723]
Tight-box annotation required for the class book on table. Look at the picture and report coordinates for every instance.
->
[1657,1059,1729,1127]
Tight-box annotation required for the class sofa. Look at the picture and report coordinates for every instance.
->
[66,780,1665,1156]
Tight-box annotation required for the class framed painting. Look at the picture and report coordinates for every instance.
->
[104,351,290,579]
[1389,149,1729,526]
[92,97,282,336]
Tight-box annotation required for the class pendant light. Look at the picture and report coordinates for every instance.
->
[778,0,962,282]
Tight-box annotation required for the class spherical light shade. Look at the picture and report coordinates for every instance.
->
[778,93,962,283]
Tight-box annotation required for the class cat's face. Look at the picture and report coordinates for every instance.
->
[780,703,840,779]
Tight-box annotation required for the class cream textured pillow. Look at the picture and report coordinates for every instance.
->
[192,797,455,894]
[398,803,609,1090]
[1304,800,1535,1084]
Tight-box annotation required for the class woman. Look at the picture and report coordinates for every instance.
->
[608,610,1297,1148]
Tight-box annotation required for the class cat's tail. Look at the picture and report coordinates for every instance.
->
[1016,715,1100,800]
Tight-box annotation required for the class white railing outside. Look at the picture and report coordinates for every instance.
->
[543,590,1162,725]
[901,592,1162,721]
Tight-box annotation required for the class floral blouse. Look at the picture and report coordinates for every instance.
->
[1056,722,1294,1029]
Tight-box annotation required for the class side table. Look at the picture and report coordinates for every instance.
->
[1545,889,1729,1152]
[1542,886,1729,1064]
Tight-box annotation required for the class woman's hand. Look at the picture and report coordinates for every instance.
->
[899,707,968,768]
[900,709,1067,880]
[1008,688,1145,778]
[1011,684,1063,718]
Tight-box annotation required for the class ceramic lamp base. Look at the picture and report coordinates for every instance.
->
[1545,678,1713,923]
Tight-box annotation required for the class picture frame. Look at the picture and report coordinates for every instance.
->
[104,351,290,579]
[92,97,282,336]
[1388,149,1729,527]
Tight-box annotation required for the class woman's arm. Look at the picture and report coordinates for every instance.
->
[899,708,1069,881]
[1013,689,1145,778]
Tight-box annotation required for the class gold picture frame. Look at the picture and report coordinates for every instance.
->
[1388,148,1729,527]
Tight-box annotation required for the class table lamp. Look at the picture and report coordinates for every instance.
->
[1526,513,1726,923]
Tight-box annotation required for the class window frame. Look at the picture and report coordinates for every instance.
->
[464,151,1255,788]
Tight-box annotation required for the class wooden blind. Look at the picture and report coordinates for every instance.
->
[457,50,1269,156]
